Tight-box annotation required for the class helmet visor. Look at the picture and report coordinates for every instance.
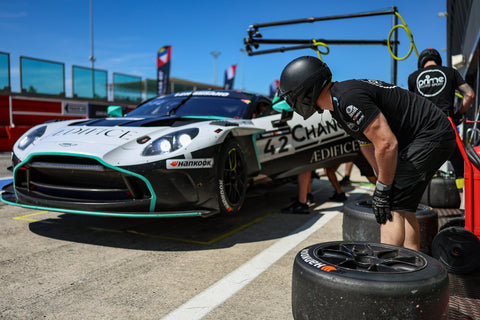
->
[280,68,330,120]
[283,88,316,120]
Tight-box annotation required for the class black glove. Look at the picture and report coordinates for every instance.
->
[372,183,392,224]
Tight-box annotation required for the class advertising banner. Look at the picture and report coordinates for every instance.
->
[157,45,171,96]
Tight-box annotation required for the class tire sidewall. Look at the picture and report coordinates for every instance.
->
[216,139,247,214]
[292,242,449,320]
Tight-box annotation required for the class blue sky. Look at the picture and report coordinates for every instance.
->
[1,0,447,96]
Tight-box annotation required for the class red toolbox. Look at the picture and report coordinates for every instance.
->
[463,143,480,238]
[431,118,480,274]
[451,119,480,239]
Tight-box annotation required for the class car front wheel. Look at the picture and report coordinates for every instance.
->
[216,139,247,214]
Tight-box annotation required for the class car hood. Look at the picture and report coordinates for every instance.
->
[14,116,262,166]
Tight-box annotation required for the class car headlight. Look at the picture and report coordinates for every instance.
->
[142,128,199,156]
[17,125,47,150]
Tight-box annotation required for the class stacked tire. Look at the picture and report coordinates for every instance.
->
[420,176,460,208]
[342,196,438,255]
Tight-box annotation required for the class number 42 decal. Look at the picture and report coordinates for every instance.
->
[264,136,289,155]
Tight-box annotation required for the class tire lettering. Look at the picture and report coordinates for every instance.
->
[300,249,337,272]
[218,179,231,211]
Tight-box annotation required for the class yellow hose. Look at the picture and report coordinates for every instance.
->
[387,11,419,61]
[312,40,330,61]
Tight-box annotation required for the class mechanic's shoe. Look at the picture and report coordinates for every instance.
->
[306,193,315,206]
[339,176,351,186]
[329,192,347,202]
[281,201,310,214]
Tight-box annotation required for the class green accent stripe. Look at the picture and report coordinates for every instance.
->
[13,152,158,212]
[1,196,205,218]
[251,131,265,169]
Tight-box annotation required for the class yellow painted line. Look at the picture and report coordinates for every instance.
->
[10,209,274,245]
[12,211,49,222]
[126,211,274,245]
[204,212,274,244]
[126,229,210,245]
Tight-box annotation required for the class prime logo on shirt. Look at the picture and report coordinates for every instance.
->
[416,69,447,97]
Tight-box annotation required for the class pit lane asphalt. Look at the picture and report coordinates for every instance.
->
[0,151,374,319]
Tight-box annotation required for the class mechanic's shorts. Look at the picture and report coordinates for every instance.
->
[391,137,457,212]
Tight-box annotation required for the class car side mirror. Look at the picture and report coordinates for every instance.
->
[107,105,123,117]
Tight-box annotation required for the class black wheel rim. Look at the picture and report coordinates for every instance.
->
[222,147,246,205]
[314,243,427,273]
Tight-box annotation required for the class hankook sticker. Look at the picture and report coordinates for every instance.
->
[300,249,338,272]
[166,158,214,169]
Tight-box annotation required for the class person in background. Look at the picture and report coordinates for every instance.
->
[281,148,377,214]
[324,166,347,202]
[339,162,354,186]
[280,171,313,214]
[408,48,475,197]
[325,151,377,202]
[338,150,377,187]
[281,167,348,214]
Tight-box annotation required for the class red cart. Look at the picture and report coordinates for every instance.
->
[432,118,480,274]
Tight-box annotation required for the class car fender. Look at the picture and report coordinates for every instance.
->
[213,123,265,177]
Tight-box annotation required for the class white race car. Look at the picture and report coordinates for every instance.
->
[1,90,360,217]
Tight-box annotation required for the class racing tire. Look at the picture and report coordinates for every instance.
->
[216,139,247,214]
[342,196,438,255]
[420,176,461,208]
[432,226,480,274]
[292,242,449,320]
[439,216,465,232]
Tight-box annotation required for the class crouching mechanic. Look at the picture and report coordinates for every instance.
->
[279,56,456,250]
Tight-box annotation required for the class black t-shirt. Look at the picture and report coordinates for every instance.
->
[408,65,465,115]
[329,79,455,151]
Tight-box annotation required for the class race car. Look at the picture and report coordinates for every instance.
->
[1,90,360,218]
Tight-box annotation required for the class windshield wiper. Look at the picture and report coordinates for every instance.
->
[167,92,194,116]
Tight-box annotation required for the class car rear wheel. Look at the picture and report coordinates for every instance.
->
[292,241,449,320]
[216,139,247,214]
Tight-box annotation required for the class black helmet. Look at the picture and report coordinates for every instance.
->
[418,48,442,69]
[279,56,332,119]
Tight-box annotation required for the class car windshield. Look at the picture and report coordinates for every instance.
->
[127,93,251,119]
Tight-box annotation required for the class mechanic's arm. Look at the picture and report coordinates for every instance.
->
[362,112,398,186]
[458,83,475,114]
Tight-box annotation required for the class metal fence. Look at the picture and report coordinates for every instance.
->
[0,52,221,103]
